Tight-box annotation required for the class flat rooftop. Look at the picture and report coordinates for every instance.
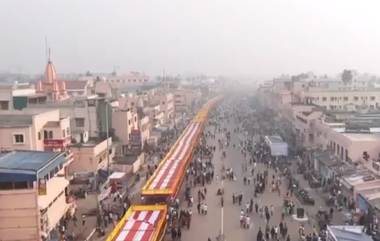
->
[265,135,285,143]
[328,226,373,241]
[0,151,61,172]
[114,154,139,165]
[342,133,380,142]
[0,114,33,128]
[44,121,60,128]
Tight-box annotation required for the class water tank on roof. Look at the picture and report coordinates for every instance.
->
[72,134,81,144]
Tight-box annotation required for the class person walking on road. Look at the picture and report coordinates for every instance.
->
[177,227,182,240]
[257,227,263,241]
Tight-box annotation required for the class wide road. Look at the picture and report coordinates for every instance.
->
[176,99,346,241]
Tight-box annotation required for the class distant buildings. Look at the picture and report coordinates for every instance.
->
[258,70,380,176]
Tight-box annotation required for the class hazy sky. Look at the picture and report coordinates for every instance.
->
[1,0,380,78]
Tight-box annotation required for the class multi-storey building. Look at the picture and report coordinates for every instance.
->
[68,137,114,175]
[25,95,112,139]
[112,107,139,154]
[0,150,73,241]
[173,89,199,114]
[0,85,14,110]
[0,109,70,152]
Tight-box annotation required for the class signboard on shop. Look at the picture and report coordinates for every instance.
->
[44,139,65,148]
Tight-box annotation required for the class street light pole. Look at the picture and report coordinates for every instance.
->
[218,155,226,241]
[220,178,225,239]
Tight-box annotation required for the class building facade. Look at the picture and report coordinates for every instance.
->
[0,109,71,152]
[0,151,73,241]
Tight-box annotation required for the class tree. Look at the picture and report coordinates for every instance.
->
[341,69,353,84]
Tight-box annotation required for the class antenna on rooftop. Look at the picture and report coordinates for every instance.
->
[48,48,51,63]
[45,36,49,62]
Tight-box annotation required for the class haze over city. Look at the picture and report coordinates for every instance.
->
[4,0,380,241]
[1,0,380,78]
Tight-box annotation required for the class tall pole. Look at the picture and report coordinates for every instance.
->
[219,152,225,241]
[106,100,110,176]
[221,178,224,239]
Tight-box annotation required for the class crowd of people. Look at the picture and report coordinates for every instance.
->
[167,96,348,241]
[204,97,321,241]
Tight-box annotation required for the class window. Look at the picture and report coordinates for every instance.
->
[50,169,56,178]
[48,131,53,139]
[75,118,85,127]
[62,130,66,138]
[87,100,96,107]
[66,127,70,136]
[343,97,348,101]
[38,132,41,140]
[128,120,131,125]
[322,97,327,101]
[0,182,13,190]
[14,134,24,144]
[0,101,9,110]
[371,96,376,101]
[354,96,359,101]
[14,181,28,189]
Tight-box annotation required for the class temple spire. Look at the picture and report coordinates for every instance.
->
[48,48,51,63]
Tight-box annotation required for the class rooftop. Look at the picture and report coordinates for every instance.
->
[265,135,285,143]
[114,154,140,165]
[342,133,380,142]
[328,226,373,241]
[65,80,88,90]
[0,151,62,172]
[0,114,33,128]
[69,137,108,147]
[44,121,60,128]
